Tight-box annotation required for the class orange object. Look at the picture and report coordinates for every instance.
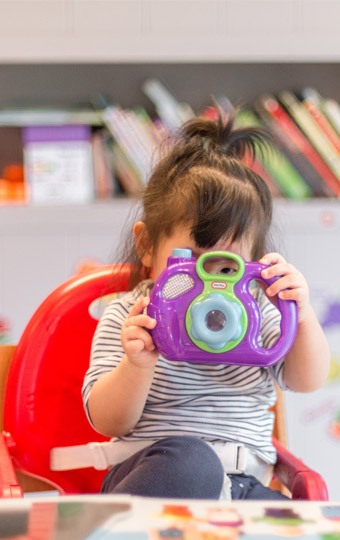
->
[0,178,27,203]
[2,163,24,183]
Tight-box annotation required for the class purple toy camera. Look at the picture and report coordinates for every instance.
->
[147,249,298,367]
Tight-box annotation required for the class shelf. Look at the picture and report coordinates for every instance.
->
[1,197,339,231]
[0,1,340,63]
[0,198,136,234]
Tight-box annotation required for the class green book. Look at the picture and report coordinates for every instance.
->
[236,110,312,200]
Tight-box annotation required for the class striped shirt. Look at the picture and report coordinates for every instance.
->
[82,280,287,465]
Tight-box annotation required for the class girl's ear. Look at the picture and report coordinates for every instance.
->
[133,221,153,268]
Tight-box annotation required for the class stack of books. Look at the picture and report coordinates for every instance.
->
[246,88,340,199]
[90,84,194,197]
[1,83,340,203]
[96,83,340,200]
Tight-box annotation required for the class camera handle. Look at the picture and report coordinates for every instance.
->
[235,261,298,365]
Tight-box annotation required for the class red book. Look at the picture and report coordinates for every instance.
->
[259,95,340,197]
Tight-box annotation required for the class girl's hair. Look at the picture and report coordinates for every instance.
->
[120,109,274,288]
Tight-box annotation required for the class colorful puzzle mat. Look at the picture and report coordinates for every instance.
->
[1,496,340,539]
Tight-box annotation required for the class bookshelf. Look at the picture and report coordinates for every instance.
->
[1,63,340,203]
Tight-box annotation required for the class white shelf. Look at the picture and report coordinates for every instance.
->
[0,0,340,63]
[0,199,136,234]
[0,197,338,225]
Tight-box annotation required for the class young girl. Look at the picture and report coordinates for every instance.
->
[82,112,330,500]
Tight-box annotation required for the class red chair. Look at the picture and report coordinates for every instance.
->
[0,265,328,500]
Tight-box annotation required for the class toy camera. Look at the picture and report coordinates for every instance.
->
[147,249,298,367]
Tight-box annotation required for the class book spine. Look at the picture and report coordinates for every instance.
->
[323,99,340,135]
[91,131,114,199]
[102,134,123,196]
[113,143,144,194]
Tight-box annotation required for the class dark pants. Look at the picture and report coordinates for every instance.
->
[101,436,289,500]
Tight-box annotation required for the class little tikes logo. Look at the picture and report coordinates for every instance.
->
[211,281,227,290]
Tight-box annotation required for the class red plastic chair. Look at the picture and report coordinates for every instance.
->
[0,265,328,500]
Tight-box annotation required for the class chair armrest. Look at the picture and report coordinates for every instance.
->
[273,437,328,501]
[0,431,23,497]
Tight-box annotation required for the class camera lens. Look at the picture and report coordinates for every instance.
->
[205,310,226,332]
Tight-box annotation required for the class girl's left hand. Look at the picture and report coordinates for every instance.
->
[259,252,312,323]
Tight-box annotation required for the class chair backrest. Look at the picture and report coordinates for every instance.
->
[3,265,130,494]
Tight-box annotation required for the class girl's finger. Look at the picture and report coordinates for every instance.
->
[125,339,146,356]
[127,297,150,318]
[123,326,155,351]
[259,252,286,266]
[277,287,307,303]
[266,274,305,297]
[124,314,157,330]
[261,262,298,280]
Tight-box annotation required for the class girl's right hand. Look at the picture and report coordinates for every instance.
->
[121,297,159,369]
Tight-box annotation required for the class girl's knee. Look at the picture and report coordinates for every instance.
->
[102,436,224,499]
[158,436,220,464]
[148,436,224,497]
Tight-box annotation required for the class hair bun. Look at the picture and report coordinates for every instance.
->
[181,108,271,162]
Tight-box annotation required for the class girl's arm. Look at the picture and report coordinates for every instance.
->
[260,253,330,392]
[88,297,158,437]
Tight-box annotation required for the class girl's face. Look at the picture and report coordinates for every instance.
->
[150,225,253,281]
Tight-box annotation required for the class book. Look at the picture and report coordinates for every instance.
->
[278,90,340,184]
[300,88,340,154]
[143,77,195,130]
[113,142,144,194]
[322,98,340,136]
[91,130,115,199]
[101,132,124,196]
[23,125,94,205]
[256,94,337,197]
[236,110,312,200]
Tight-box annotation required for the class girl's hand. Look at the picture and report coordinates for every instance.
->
[121,297,159,368]
[259,252,312,323]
